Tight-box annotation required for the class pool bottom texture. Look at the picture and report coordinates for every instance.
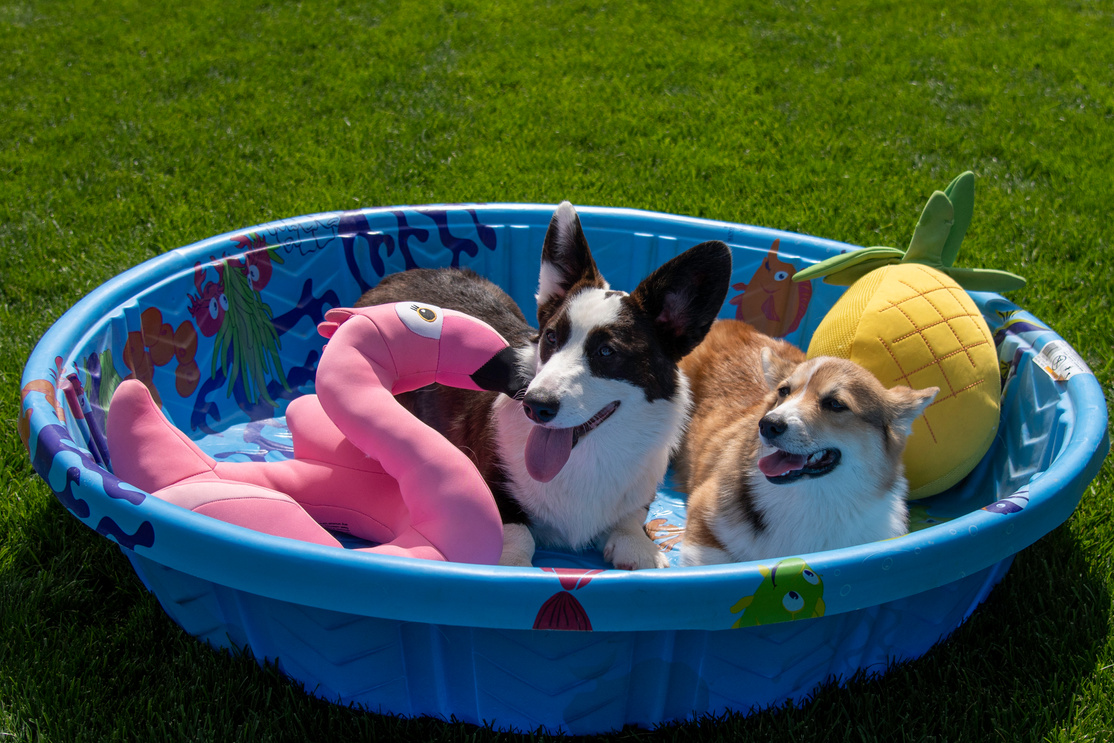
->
[127,549,1011,733]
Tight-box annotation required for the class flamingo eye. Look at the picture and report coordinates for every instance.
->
[209,298,220,319]
[219,293,229,311]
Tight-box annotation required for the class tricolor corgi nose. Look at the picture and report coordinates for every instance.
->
[523,394,560,424]
[759,414,787,439]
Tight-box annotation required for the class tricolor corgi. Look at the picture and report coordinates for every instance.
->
[356,202,731,569]
[675,320,938,565]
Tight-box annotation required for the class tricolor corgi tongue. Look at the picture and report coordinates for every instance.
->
[525,425,575,482]
[758,450,807,478]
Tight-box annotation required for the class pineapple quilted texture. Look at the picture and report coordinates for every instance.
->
[808,263,999,498]
[795,171,1024,499]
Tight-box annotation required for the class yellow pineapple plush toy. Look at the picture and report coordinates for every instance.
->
[794,172,1025,498]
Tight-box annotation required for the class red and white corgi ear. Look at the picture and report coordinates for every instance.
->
[887,385,939,436]
[536,202,605,328]
[761,346,800,391]
[630,240,733,361]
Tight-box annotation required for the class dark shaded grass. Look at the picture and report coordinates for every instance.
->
[3,0,1112,740]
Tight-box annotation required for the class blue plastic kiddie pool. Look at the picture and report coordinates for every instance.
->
[20,205,1109,734]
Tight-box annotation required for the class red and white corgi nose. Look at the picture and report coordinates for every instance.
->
[759,413,788,440]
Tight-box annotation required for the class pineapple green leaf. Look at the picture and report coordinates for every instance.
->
[940,171,975,267]
[940,266,1027,293]
[803,261,886,286]
[792,171,1025,291]
[903,190,953,268]
[792,246,905,284]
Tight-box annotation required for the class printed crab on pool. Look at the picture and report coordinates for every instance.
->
[20,204,1109,734]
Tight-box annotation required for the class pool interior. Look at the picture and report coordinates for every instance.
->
[53,283,1066,572]
[41,209,1077,572]
[192,390,1037,569]
[68,291,1067,571]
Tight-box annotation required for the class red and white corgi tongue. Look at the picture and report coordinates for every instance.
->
[758,450,807,478]
[525,425,575,483]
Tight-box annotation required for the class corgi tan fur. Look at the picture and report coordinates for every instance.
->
[676,320,938,565]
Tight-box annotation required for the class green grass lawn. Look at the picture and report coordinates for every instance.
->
[3,0,1113,740]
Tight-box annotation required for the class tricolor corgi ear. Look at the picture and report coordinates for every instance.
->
[887,385,939,436]
[536,202,606,327]
[630,240,733,361]
[761,347,800,390]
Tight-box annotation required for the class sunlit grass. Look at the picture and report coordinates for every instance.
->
[3,0,1112,740]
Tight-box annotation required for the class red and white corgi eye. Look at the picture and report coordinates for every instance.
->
[822,397,847,411]
[778,385,791,398]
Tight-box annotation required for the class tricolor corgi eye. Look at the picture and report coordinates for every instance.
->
[544,329,557,346]
[822,397,847,411]
[596,344,614,357]
[782,591,804,612]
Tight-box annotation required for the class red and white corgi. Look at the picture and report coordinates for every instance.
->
[676,320,938,565]
[357,202,731,569]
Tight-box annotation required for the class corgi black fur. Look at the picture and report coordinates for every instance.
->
[357,202,731,568]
